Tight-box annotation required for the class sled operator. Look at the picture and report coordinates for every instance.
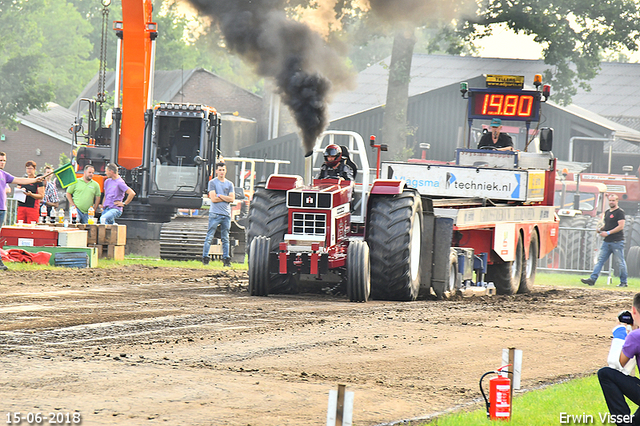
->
[477,118,514,151]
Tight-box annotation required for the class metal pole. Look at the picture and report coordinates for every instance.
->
[508,348,515,418]
[111,31,123,165]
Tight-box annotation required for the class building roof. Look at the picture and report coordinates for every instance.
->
[17,103,76,144]
[559,103,640,143]
[69,68,261,116]
[329,54,640,122]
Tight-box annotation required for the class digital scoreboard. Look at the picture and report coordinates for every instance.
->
[468,88,542,122]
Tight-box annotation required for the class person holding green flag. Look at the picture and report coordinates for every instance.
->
[66,165,101,224]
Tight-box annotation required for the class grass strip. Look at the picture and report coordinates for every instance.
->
[422,374,637,426]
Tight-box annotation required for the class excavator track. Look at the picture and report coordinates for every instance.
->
[159,215,246,263]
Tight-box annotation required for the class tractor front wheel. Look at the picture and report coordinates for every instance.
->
[346,240,370,302]
[248,236,271,296]
[246,187,297,294]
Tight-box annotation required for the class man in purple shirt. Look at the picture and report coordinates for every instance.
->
[99,163,135,224]
[598,292,640,426]
[0,152,44,270]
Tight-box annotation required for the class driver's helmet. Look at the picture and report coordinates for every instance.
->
[323,144,342,167]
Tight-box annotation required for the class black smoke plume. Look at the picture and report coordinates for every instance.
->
[185,0,352,154]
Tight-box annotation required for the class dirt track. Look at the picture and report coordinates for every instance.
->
[0,266,630,425]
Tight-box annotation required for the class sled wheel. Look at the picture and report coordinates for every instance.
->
[487,235,523,295]
[519,231,538,293]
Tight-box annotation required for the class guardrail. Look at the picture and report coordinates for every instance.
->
[539,223,614,281]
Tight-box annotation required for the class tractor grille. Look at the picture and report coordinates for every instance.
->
[292,212,326,236]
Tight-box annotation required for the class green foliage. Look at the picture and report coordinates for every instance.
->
[59,152,71,168]
[393,146,414,161]
[69,0,122,71]
[0,0,55,128]
[0,0,96,116]
[154,1,203,70]
[0,55,54,130]
[336,0,640,106]
[459,0,640,105]
[36,0,97,107]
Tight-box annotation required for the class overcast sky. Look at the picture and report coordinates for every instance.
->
[475,23,640,62]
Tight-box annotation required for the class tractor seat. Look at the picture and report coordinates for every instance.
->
[340,145,358,179]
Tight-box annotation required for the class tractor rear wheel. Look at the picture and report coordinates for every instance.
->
[628,218,640,251]
[346,240,370,302]
[248,236,270,296]
[366,190,422,301]
[246,187,289,253]
[627,246,640,278]
[245,187,297,294]
[519,231,538,293]
[487,235,524,295]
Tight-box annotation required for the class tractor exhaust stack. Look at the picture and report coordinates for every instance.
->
[304,151,313,185]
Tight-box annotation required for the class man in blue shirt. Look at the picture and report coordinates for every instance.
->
[598,293,640,426]
[202,163,235,267]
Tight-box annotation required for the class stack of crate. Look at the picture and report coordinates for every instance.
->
[76,224,127,260]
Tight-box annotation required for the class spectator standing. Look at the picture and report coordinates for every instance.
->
[66,165,101,224]
[0,153,43,270]
[16,160,44,224]
[42,165,59,216]
[582,194,628,287]
[99,163,135,224]
[202,162,234,267]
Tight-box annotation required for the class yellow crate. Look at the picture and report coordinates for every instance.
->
[57,229,88,247]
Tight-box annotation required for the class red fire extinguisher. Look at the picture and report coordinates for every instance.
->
[480,364,512,421]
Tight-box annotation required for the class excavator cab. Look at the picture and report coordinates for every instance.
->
[146,103,221,209]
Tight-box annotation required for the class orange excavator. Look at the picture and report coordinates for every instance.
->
[71,0,222,224]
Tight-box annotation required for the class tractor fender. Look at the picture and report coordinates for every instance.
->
[369,179,406,195]
[265,174,304,191]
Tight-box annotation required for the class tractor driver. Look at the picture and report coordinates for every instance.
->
[477,118,514,151]
[317,144,354,181]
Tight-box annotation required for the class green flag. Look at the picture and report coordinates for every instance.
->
[53,163,77,188]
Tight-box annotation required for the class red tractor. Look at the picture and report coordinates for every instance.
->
[246,75,560,301]
[246,131,424,302]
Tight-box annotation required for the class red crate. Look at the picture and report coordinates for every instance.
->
[0,226,58,247]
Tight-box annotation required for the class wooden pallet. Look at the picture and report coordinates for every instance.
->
[90,244,125,261]
[71,224,127,246]
[98,224,127,245]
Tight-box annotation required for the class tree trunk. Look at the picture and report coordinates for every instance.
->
[381,26,416,159]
